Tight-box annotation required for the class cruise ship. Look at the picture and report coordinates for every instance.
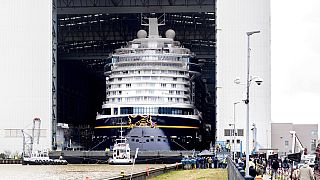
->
[94,18,207,151]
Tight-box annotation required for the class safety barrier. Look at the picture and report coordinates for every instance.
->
[106,163,182,180]
[227,157,245,180]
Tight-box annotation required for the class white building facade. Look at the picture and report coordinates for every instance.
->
[216,0,271,155]
[0,1,52,155]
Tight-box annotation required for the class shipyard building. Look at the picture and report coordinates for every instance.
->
[0,1,216,154]
[0,0,270,156]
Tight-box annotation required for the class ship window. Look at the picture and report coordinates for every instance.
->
[171,84,176,88]
[161,83,166,87]
[163,139,166,142]
[118,78,122,81]
[114,108,118,115]
[131,139,135,142]
[173,77,177,81]
[151,139,154,142]
[146,139,149,142]
[102,108,111,115]
[158,139,161,142]
[121,107,134,114]
[136,139,139,142]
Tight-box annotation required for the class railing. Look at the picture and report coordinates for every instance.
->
[106,163,182,180]
[227,157,245,180]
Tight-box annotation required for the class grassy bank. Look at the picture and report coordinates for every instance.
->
[149,169,228,180]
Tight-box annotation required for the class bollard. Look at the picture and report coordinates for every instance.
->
[244,175,254,180]
[240,170,245,177]
[120,170,125,177]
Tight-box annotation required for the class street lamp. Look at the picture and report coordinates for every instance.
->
[229,123,235,158]
[245,30,260,178]
[233,102,240,160]
[235,30,261,178]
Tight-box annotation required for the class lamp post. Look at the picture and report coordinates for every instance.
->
[228,123,235,158]
[244,31,260,178]
[233,102,240,160]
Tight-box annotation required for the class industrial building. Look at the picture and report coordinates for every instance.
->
[0,0,271,156]
[271,123,318,156]
[0,0,217,154]
[216,0,271,155]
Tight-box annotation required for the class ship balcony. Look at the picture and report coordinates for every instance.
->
[113,60,186,66]
[111,66,186,72]
[107,87,190,93]
[113,52,191,58]
[109,73,189,79]
[107,79,189,85]
[188,63,201,75]
[102,101,191,106]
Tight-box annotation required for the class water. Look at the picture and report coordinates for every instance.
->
[0,164,166,180]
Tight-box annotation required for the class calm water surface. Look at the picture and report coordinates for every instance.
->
[0,164,166,180]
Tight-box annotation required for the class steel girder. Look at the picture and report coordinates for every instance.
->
[57,0,215,14]
[52,0,58,150]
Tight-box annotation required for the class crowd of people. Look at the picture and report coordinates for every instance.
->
[180,147,319,180]
[234,156,317,180]
[181,156,228,170]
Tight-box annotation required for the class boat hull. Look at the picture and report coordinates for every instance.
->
[94,115,207,151]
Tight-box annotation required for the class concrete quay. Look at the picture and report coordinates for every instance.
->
[50,150,197,164]
[0,159,22,164]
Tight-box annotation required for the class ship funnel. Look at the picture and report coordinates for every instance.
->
[141,16,165,38]
[148,18,160,38]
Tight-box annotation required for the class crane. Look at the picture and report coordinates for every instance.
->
[21,118,41,158]
[289,131,304,154]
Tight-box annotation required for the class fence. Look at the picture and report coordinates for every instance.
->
[107,163,182,180]
[227,157,245,180]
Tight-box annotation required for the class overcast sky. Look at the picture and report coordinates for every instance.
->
[271,0,320,125]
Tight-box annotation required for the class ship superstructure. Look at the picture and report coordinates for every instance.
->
[94,17,205,151]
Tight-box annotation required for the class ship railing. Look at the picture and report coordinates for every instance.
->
[112,56,190,63]
[113,66,184,71]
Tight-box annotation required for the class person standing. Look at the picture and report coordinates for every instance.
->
[298,162,314,180]
[271,159,280,179]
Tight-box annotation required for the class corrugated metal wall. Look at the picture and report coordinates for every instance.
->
[0,0,51,153]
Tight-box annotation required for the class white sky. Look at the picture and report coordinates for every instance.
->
[271,0,320,125]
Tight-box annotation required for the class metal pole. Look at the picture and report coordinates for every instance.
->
[233,102,239,160]
[244,31,260,177]
[245,34,251,177]
[230,128,232,157]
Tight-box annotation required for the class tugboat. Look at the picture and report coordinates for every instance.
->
[108,120,134,165]
[21,118,68,165]
[22,149,68,165]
